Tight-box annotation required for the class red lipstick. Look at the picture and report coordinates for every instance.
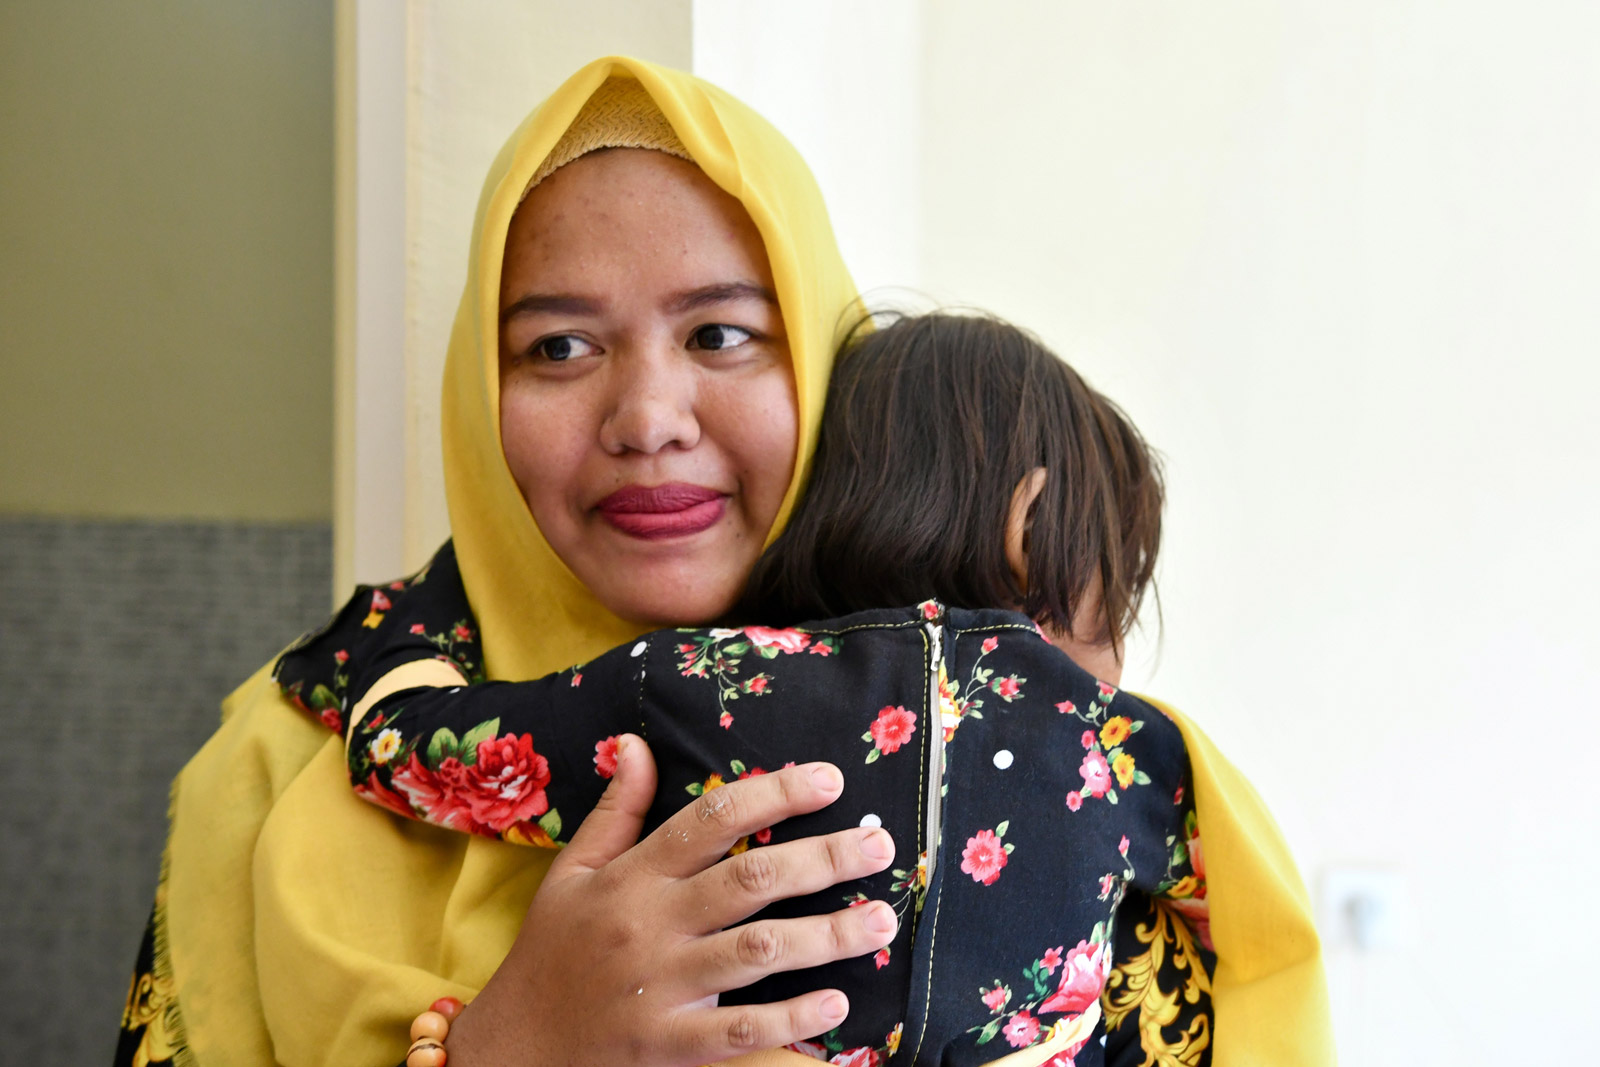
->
[596,483,728,540]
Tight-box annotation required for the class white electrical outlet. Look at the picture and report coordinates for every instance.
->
[1319,868,1412,951]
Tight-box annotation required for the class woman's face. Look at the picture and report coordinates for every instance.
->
[499,149,797,627]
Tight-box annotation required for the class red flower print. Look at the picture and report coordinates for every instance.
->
[755,827,772,845]
[1118,835,1130,857]
[737,766,766,779]
[570,672,582,687]
[388,580,406,590]
[982,984,1009,1012]
[334,649,349,665]
[743,625,811,654]
[719,712,733,729]
[1065,791,1083,812]
[744,675,769,693]
[1039,939,1108,1016]
[1057,700,1078,715]
[1079,750,1112,798]
[995,676,1021,699]
[1188,832,1205,879]
[453,623,473,641]
[1003,1010,1040,1048]
[919,600,940,620]
[593,735,619,778]
[808,641,833,655]
[874,948,890,969]
[392,734,552,836]
[1098,873,1117,900]
[371,590,391,611]
[868,705,917,755]
[355,770,416,820]
[1097,681,1117,699]
[318,707,343,733]
[1079,729,1095,749]
[982,635,999,653]
[678,643,696,654]
[787,1041,828,1059]
[830,1049,879,1067]
[1174,785,1184,805]
[961,829,1008,885]
[409,623,426,635]
[1041,945,1064,974]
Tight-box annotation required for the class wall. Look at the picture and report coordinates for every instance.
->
[0,0,333,522]
[915,2,1600,1062]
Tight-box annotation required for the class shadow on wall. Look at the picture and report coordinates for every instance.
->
[0,518,331,1065]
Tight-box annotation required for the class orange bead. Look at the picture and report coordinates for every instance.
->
[410,1011,450,1043]
[406,1039,447,1067]
[430,996,465,1021]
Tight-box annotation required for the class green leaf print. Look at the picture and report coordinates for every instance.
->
[538,808,562,841]
[426,727,461,765]
[458,718,501,757]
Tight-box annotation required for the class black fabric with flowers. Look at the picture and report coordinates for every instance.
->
[273,542,1216,1066]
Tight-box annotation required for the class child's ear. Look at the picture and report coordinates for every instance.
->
[1004,467,1049,591]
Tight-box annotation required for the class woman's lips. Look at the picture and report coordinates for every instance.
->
[595,483,729,540]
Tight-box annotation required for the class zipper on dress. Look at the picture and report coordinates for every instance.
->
[922,611,947,889]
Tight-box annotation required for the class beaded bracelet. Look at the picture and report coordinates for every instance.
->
[406,997,465,1067]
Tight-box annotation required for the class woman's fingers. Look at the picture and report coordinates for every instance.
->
[547,734,658,879]
[681,826,895,933]
[665,989,853,1065]
[683,902,899,998]
[630,761,846,880]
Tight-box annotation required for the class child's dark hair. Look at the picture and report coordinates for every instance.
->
[744,312,1164,652]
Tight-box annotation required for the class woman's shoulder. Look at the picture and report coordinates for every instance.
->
[273,541,481,735]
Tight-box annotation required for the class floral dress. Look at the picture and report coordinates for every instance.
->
[116,542,1215,1067]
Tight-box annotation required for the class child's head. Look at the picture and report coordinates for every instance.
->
[745,312,1164,658]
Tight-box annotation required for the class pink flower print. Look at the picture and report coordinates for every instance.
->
[334,649,349,664]
[1098,873,1117,900]
[755,827,772,845]
[1174,785,1184,805]
[1057,700,1078,715]
[570,672,582,687]
[593,736,619,779]
[982,635,999,653]
[743,675,769,694]
[874,948,890,969]
[1118,835,1130,857]
[1188,831,1206,879]
[1065,791,1083,812]
[409,623,426,635]
[995,675,1021,699]
[1039,939,1108,1016]
[1080,729,1095,749]
[808,641,833,656]
[1041,945,1064,974]
[869,705,917,755]
[1097,681,1117,699]
[787,1041,828,1059]
[453,623,473,641]
[982,985,1010,1012]
[370,590,391,612]
[1079,750,1112,798]
[743,625,810,654]
[1003,1010,1041,1048]
[678,642,696,654]
[919,599,940,620]
[388,579,406,590]
[318,707,342,733]
[961,829,1008,886]
[830,1049,879,1067]
[719,712,733,729]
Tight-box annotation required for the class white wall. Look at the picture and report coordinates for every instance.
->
[915,3,1600,1063]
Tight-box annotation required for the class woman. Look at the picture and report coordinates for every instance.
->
[117,58,1329,1067]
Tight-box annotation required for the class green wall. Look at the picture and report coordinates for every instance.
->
[0,0,333,521]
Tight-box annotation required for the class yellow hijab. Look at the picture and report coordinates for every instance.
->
[152,56,1331,1067]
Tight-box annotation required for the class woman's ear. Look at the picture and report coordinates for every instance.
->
[1004,467,1049,591]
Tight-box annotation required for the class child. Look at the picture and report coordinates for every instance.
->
[278,313,1209,1067]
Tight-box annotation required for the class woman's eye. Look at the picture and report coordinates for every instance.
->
[530,335,599,363]
[688,324,753,351]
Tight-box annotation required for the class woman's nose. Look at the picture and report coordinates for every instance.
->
[598,349,702,455]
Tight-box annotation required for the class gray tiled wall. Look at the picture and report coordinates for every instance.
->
[0,518,332,1066]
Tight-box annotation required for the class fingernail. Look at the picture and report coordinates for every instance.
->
[821,992,848,1020]
[859,829,892,861]
[613,737,629,780]
[864,903,897,935]
[809,763,842,792]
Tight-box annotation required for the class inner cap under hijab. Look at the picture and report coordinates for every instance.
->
[521,77,693,196]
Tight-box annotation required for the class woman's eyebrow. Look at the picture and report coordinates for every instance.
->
[500,293,600,323]
[663,281,777,314]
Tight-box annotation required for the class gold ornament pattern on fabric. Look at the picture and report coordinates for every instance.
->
[1102,896,1214,1067]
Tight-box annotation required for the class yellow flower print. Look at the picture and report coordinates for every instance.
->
[368,728,402,765]
[703,773,725,792]
[362,609,385,628]
[1100,716,1132,748]
[1113,752,1137,789]
[887,1022,903,1055]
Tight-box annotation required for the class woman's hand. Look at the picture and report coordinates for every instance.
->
[446,735,898,1067]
